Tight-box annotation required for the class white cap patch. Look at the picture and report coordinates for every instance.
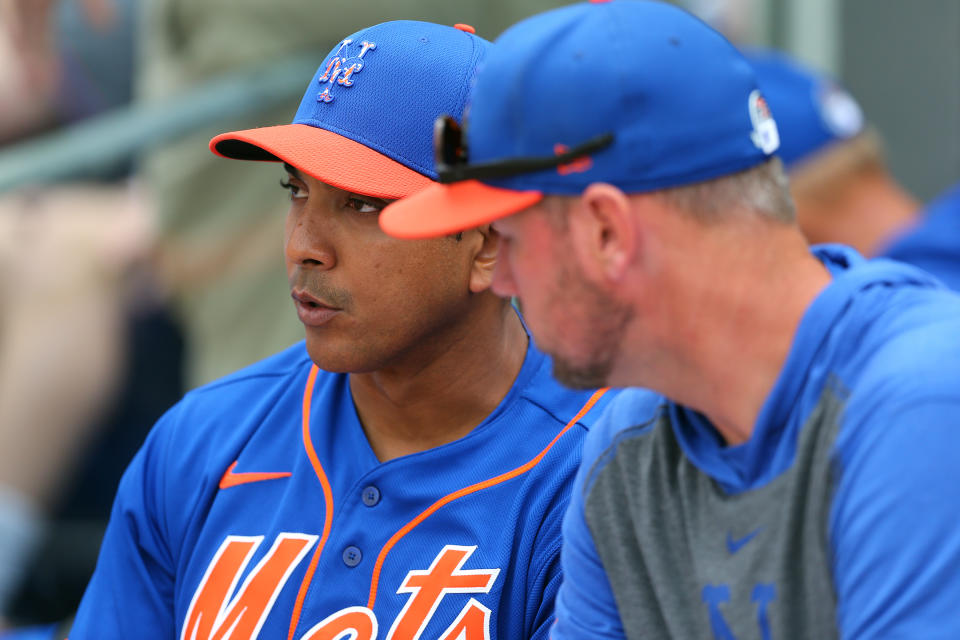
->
[748,90,780,154]
[817,84,864,139]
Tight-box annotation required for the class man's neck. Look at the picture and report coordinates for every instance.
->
[349,301,529,462]
[628,223,833,445]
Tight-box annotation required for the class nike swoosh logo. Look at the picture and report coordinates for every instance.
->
[219,460,292,489]
[726,528,762,554]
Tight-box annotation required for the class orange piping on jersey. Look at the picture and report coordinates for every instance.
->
[287,365,336,640]
[366,387,610,609]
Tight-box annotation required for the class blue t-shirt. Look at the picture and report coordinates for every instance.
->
[70,337,614,640]
[554,245,960,639]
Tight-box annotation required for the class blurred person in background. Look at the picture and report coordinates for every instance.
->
[0,0,184,632]
[0,190,141,630]
[0,0,136,144]
[744,48,921,258]
[748,48,960,291]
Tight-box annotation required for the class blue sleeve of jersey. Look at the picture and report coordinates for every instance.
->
[528,537,562,640]
[830,397,960,637]
[551,412,627,640]
[69,410,178,639]
[550,488,626,640]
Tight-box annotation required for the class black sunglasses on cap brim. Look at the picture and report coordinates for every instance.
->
[433,115,615,184]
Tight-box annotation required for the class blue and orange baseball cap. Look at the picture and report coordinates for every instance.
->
[210,21,489,199]
[380,0,781,239]
[743,48,865,170]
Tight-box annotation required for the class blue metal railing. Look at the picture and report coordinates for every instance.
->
[0,52,321,193]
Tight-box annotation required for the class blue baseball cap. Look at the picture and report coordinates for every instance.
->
[743,48,865,169]
[210,21,489,199]
[380,0,780,239]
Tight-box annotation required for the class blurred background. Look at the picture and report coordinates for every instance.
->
[0,0,957,634]
[685,0,959,202]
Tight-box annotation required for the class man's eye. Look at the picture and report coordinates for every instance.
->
[280,179,307,199]
[346,197,380,214]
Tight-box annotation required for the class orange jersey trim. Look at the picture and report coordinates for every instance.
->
[219,461,292,489]
[366,387,610,609]
[287,365,336,640]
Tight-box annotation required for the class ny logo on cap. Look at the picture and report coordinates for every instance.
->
[317,39,377,103]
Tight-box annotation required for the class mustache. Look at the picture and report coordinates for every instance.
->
[290,270,353,309]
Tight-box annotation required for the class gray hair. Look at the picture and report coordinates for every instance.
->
[542,157,795,226]
[653,156,796,224]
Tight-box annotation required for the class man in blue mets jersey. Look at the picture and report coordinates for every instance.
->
[68,20,613,640]
[381,1,960,637]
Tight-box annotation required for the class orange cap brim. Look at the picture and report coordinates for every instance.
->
[210,124,432,199]
[379,180,543,239]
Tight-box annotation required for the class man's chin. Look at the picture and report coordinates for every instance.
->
[304,339,361,374]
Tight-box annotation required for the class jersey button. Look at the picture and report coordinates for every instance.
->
[342,545,362,567]
[361,485,381,507]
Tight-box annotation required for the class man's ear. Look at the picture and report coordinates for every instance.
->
[569,183,636,283]
[468,224,499,294]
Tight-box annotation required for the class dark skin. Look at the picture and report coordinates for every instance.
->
[282,164,528,462]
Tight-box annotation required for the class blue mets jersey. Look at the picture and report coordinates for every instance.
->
[882,181,960,292]
[553,245,960,639]
[69,336,613,640]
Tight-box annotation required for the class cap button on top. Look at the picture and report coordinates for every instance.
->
[453,23,476,34]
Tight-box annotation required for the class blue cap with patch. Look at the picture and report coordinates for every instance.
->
[380,0,781,238]
[210,20,489,199]
[743,48,865,170]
